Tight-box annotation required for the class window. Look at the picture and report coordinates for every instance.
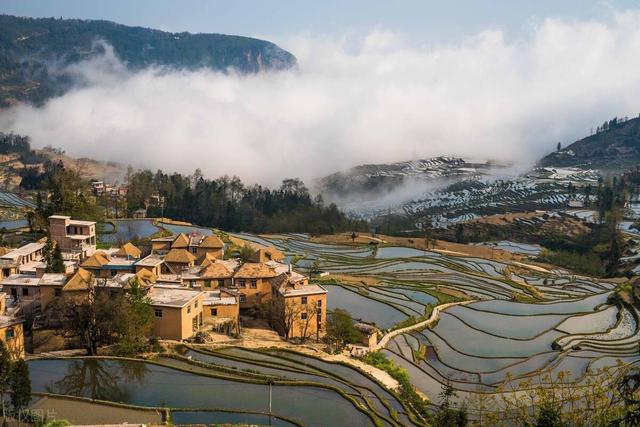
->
[218,279,225,287]
[317,300,322,307]
[239,279,246,288]
[54,288,62,297]
[204,280,211,288]
[301,296,307,304]
[154,309,163,318]
[194,300,198,308]
[5,328,14,340]
[187,305,191,314]
[301,312,308,320]
[211,308,218,316]
[22,288,28,297]
[190,281,195,288]
[250,279,257,289]
[239,294,246,303]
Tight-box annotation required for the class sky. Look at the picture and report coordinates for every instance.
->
[1,1,640,187]
[0,0,637,48]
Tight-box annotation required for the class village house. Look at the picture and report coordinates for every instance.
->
[147,287,203,341]
[194,235,225,259]
[354,323,379,350]
[115,242,142,259]
[233,262,278,309]
[178,258,238,289]
[0,259,18,282]
[49,215,97,259]
[0,293,24,359]
[37,273,68,310]
[34,260,75,277]
[0,314,24,359]
[135,254,165,276]
[202,288,240,334]
[0,242,45,275]
[270,268,327,339]
[133,208,147,219]
[0,274,41,302]
[80,249,138,278]
[152,233,225,260]
[163,248,196,274]
[250,246,285,263]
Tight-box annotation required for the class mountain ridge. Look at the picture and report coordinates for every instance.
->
[0,14,297,107]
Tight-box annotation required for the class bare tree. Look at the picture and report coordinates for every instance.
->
[297,301,319,343]
[268,298,303,341]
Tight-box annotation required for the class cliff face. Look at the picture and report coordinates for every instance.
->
[0,14,297,106]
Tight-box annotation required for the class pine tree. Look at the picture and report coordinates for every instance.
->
[50,244,65,273]
[8,359,30,412]
[0,341,10,419]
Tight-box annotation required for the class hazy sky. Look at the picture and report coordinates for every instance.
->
[0,0,637,45]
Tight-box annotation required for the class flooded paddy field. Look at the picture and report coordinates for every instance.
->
[229,232,639,403]
[45,228,639,423]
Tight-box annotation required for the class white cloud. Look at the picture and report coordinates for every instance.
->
[1,10,640,187]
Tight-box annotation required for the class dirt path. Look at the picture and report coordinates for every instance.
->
[193,325,402,391]
[373,300,474,351]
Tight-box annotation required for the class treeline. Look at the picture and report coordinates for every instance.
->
[595,115,636,134]
[127,169,366,234]
[0,132,46,165]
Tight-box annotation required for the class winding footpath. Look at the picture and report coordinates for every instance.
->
[373,300,474,351]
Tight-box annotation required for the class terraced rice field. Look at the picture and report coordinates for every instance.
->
[231,232,639,406]
[0,191,34,208]
[28,350,420,427]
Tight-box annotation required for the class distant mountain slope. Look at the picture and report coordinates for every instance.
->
[318,156,498,198]
[539,116,640,171]
[0,14,297,106]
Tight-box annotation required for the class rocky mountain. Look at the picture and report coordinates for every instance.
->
[539,116,640,172]
[0,14,297,107]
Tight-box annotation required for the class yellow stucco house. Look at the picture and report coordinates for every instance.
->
[148,287,203,340]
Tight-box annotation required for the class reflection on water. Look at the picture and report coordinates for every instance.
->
[45,359,148,402]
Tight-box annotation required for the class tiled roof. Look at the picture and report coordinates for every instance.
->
[80,251,111,268]
[135,268,157,285]
[164,248,196,264]
[200,262,234,279]
[114,242,142,259]
[171,233,190,249]
[199,235,224,249]
[234,262,277,279]
[270,272,324,297]
[63,268,94,291]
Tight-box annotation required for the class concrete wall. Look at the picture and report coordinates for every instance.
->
[152,294,203,340]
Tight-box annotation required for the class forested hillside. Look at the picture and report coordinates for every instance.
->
[0,14,297,106]
[540,115,640,171]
